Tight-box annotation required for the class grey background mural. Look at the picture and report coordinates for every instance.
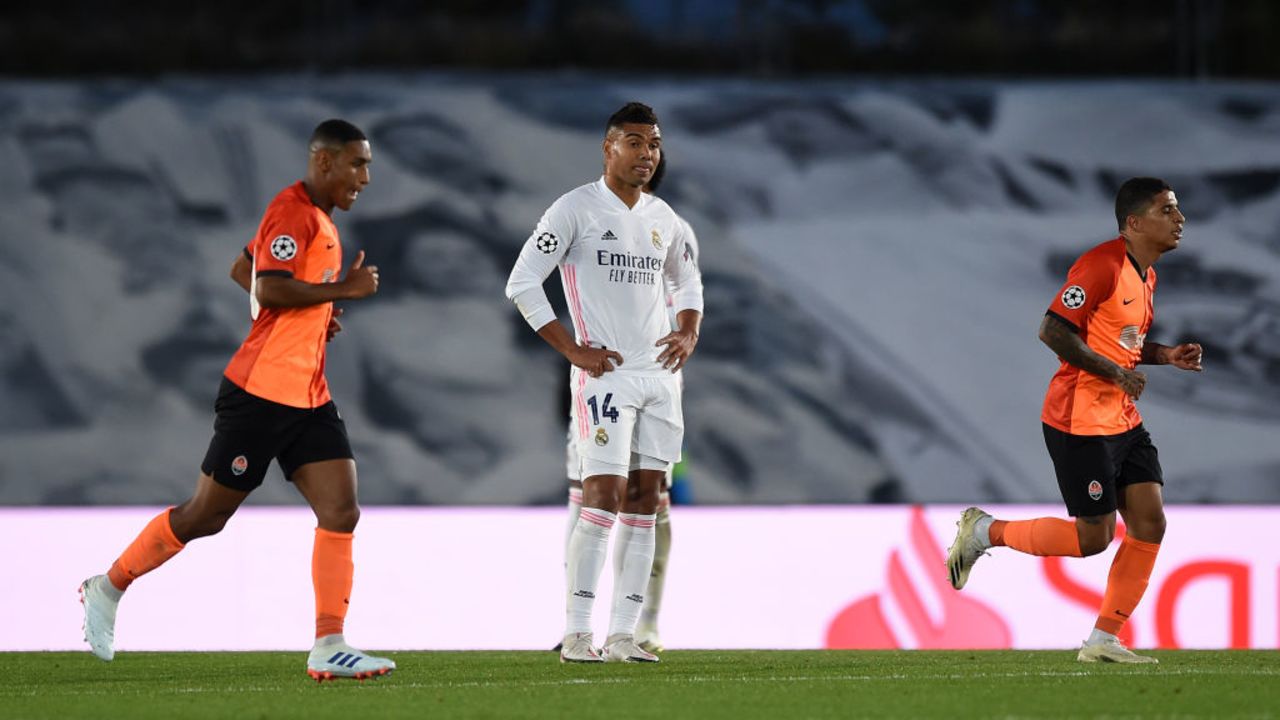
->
[2,76,1279,505]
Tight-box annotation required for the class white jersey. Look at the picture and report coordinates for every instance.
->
[506,177,704,376]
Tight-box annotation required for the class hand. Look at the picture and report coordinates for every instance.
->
[1166,342,1203,372]
[1115,367,1147,400]
[326,307,344,343]
[341,250,379,299]
[569,342,623,378]
[656,328,698,372]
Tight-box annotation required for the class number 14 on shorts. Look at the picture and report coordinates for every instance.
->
[586,393,619,424]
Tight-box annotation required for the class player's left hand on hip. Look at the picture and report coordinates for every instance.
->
[326,308,344,343]
[656,329,698,372]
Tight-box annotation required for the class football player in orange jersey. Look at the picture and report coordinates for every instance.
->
[80,119,394,681]
[947,177,1202,663]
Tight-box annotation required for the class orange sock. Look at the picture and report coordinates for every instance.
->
[1095,535,1160,635]
[990,517,1082,557]
[313,528,354,639]
[106,508,186,591]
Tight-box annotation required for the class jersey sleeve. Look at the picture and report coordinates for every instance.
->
[505,195,577,331]
[1046,249,1119,331]
[251,205,315,279]
[663,214,704,317]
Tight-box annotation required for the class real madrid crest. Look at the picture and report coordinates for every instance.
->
[594,427,609,446]
[651,229,663,250]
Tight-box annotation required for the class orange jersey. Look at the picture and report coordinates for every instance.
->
[224,182,343,408]
[1041,237,1156,435]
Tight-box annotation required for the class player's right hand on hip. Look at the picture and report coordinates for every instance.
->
[342,250,380,299]
[572,342,623,378]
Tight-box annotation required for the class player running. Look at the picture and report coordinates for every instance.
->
[508,102,703,663]
[79,119,395,682]
[946,177,1202,663]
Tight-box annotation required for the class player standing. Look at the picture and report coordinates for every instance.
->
[947,177,1202,663]
[560,153,693,654]
[79,119,396,681]
[508,102,703,663]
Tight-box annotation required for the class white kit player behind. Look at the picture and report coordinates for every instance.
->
[506,102,703,663]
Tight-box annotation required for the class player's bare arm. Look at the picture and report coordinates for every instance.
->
[230,252,252,293]
[1039,314,1146,399]
[1140,341,1203,371]
[535,318,623,378]
[256,250,379,309]
[656,309,702,372]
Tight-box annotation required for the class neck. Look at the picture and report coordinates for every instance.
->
[302,177,334,215]
[1122,235,1158,274]
[603,174,642,209]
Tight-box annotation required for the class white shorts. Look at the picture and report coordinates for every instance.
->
[567,369,683,479]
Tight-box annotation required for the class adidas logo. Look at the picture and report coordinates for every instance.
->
[573,590,596,599]
[601,230,618,241]
[626,593,644,603]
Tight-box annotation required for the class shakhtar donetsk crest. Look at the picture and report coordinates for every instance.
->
[231,455,249,476]
[1087,480,1103,501]
[594,428,609,446]
[651,229,663,250]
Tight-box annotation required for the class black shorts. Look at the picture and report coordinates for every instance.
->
[200,377,354,492]
[1042,423,1163,517]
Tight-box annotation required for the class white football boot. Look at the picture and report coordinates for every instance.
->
[946,506,992,590]
[1077,638,1159,664]
[601,633,659,663]
[307,636,397,681]
[559,632,603,663]
[79,575,119,662]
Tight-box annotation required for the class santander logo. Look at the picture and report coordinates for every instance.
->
[825,506,1012,649]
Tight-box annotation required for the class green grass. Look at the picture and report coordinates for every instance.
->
[2,650,1276,719]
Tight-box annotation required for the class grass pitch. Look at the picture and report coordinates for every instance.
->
[2,649,1276,719]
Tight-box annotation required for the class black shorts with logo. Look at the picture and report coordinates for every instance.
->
[200,377,354,492]
[1042,422,1163,517]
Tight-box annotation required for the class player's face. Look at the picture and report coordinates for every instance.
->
[603,124,661,188]
[326,140,372,212]
[1140,189,1184,252]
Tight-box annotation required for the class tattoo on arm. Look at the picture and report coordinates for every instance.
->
[1140,342,1168,365]
[1039,315,1122,381]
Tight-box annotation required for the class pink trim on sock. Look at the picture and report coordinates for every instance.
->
[568,487,583,503]
[579,508,616,529]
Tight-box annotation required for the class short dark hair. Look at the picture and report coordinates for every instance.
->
[646,152,667,194]
[309,119,367,152]
[606,102,659,135]
[1114,177,1172,231]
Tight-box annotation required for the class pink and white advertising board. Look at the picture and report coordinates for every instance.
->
[2,506,1273,651]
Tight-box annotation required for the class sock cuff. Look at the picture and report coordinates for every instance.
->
[315,528,354,543]
[160,507,186,550]
[579,507,616,529]
[619,513,657,529]
[568,486,583,504]
[1121,535,1161,553]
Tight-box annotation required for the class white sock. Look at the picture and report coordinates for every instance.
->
[566,507,614,635]
[1087,627,1118,646]
[639,502,671,630]
[608,513,657,638]
[974,514,995,550]
[564,487,583,570]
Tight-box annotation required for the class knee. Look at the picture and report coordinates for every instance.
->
[318,505,360,534]
[1076,521,1115,557]
[1128,512,1167,544]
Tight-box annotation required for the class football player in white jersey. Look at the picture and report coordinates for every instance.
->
[559,154,696,655]
[506,102,703,663]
